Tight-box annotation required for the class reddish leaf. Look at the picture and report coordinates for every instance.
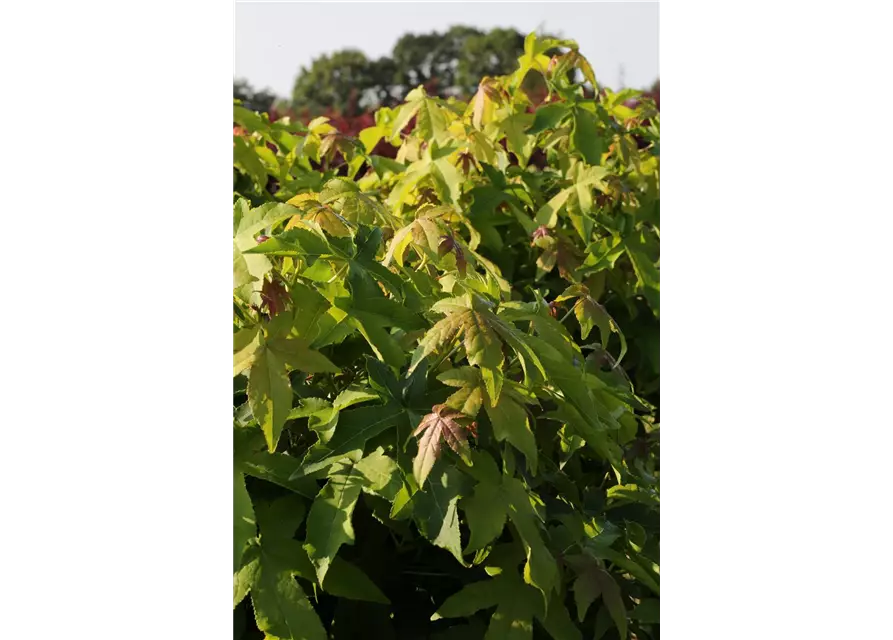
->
[261,278,290,317]
[438,235,467,276]
[412,404,473,488]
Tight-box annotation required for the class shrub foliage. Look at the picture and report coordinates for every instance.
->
[234,33,659,640]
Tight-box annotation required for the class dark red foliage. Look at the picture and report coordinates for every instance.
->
[261,278,290,317]
[271,105,400,159]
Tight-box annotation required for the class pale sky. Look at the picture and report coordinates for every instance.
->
[234,1,659,99]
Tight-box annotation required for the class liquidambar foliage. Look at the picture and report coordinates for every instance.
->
[234,33,659,640]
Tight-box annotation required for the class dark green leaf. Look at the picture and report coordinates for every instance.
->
[528,103,570,135]
[304,461,364,583]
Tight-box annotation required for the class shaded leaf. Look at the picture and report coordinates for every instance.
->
[462,479,506,553]
[241,450,320,499]
[234,471,256,573]
[485,392,538,474]
[322,557,390,604]
[296,403,405,478]
[304,461,364,584]
[413,464,467,565]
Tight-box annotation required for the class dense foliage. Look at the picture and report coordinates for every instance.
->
[234,33,659,640]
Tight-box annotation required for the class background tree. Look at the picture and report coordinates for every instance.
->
[392,25,490,95]
[291,50,377,115]
[290,26,528,115]
[456,28,526,92]
[366,56,400,108]
[233,78,276,113]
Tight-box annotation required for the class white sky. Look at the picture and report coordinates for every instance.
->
[234,1,659,99]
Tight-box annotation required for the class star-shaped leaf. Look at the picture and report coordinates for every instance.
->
[412,404,473,488]
[412,464,469,565]
[433,571,581,640]
[304,461,364,584]
[565,554,627,638]
[556,284,627,366]
[439,367,538,474]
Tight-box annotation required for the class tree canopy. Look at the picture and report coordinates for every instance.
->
[290,26,529,115]
[233,79,277,114]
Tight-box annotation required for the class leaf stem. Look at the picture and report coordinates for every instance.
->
[559,304,577,325]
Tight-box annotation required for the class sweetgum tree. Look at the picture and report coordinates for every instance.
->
[234,33,659,640]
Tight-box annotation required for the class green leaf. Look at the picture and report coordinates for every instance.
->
[535,187,573,227]
[571,108,604,165]
[368,154,407,178]
[462,479,506,553]
[248,346,293,452]
[254,494,307,541]
[580,236,625,274]
[233,543,259,608]
[322,557,390,604]
[630,598,659,623]
[593,607,614,640]
[440,367,486,417]
[235,202,301,240]
[246,226,333,258]
[435,574,544,640]
[464,310,504,402]
[485,392,538,474]
[409,311,465,373]
[503,478,559,605]
[499,112,534,164]
[383,223,415,267]
[251,561,327,640]
[540,599,583,640]
[587,546,660,596]
[417,98,448,140]
[434,578,501,618]
[289,283,334,344]
[413,464,467,565]
[359,125,384,153]
[241,450,320,498]
[354,448,402,500]
[606,484,659,509]
[624,234,660,317]
[234,137,269,190]
[303,461,364,584]
[527,103,570,135]
[268,336,340,373]
[432,155,463,205]
[234,326,261,376]
[626,522,648,553]
[568,556,626,637]
[239,505,328,640]
[351,313,407,368]
[296,403,405,477]
[234,241,257,290]
[365,356,402,401]
[234,471,256,573]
